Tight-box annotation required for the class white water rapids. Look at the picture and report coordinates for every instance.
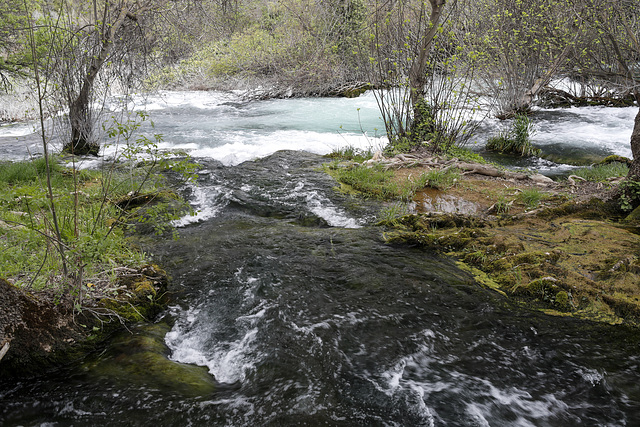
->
[0,90,636,168]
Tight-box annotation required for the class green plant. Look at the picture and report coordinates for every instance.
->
[445,146,487,164]
[326,145,374,163]
[486,114,542,157]
[420,168,460,190]
[516,188,544,209]
[0,111,197,307]
[619,180,640,212]
[377,202,411,224]
[495,196,511,214]
[326,163,437,201]
[572,162,628,182]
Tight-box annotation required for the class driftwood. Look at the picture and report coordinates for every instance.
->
[0,341,9,362]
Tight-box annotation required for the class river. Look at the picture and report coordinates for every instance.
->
[0,92,639,426]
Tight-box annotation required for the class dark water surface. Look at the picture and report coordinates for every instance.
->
[2,151,640,426]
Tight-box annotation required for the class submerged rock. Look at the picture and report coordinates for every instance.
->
[81,322,217,397]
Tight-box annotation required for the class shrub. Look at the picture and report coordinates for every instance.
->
[486,114,541,157]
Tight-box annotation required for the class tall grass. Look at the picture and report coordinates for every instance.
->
[325,163,459,201]
[486,114,542,157]
[572,162,628,182]
[0,156,63,185]
[516,188,545,209]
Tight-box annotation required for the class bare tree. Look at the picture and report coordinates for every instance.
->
[568,0,640,187]
[29,0,189,155]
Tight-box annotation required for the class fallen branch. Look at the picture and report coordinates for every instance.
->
[0,341,10,362]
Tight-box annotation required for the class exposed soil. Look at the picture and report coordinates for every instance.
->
[0,265,169,378]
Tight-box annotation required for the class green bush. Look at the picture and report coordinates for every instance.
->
[486,114,541,157]
[619,180,640,212]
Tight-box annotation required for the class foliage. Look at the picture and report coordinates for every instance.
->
[619,180,640,212]
[156,0,369,93]
[494,196,511,214]
[365,0,488,155]
[0,0,32,90]
[0,111,196,305]
[486,114,542,157]
[516,188,545,209]
[325,145,374,162]
[445,146,487,164]
[0,159,144,291]
[572,162,629,182]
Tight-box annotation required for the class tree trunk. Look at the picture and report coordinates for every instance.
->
[628,105,640,180]
[408,0,446,108]
[63,2,132,156]
[499,39,577,119]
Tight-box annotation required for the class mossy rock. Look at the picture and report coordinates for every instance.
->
[82,323,217,397]
[512,276,561,298]
[554,291,571,311]
[488,258,513,271]
[597,155,632,167]
[625,204,640,224]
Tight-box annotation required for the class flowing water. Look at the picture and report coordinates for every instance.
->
[1,92,639,426]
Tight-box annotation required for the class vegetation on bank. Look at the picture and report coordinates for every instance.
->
[324,140,640,327]
[0,155,192,298]
[486,114,542,157]
[0,112,198,315]
[324,145,463,201]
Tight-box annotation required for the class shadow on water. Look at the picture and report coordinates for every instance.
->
[2,151,640,426]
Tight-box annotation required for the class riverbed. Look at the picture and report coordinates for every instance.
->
[1,92,639,425]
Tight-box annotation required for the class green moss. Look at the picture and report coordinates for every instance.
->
[83,323,216,397]
[489,258,513,271]
[554,291,571,311]
[598,155,632,166]
[512,277,560,297]
[134,280,157,301]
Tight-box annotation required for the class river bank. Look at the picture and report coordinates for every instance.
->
[332,151,640,327]
[2,150,640,425]
[0,154,191,378]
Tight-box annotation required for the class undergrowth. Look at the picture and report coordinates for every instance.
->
[486,114,542,157]
[572,162,628,182]
[0,157,182,292]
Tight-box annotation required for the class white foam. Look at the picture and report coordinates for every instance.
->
[165,297,269,384]
[533,105,636,158]
[0,122,37,137]
[172,183,230,227]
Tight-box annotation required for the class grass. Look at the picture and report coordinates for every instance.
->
[486,114,542,157]
[420,168,460,190]
[516,188,545,209]
[378,202,412,224]
[0,157,178,292]
[325,145,375,163]
[572,162,628,182]
[325,162,460,201]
